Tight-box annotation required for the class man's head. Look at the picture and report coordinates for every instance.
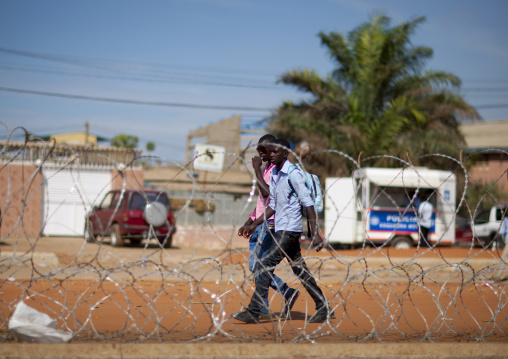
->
[424,189,434,200]
[270,138,290,167]
[256,134,276,162]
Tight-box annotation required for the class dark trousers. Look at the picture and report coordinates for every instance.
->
[419,226,431,247]
[247,231,327,315]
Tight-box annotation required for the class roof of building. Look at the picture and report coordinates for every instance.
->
[144,165,253,194]
[459,119,508,150]
[39,132,109,145]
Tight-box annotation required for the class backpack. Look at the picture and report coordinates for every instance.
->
[287,164,324,213]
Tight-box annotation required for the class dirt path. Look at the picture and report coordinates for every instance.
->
[1,228,507,343]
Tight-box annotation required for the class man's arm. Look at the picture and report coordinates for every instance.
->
[242,207,275,238]
[238,217,254,237]
[499,218,508,236]
[306,205,324,252]
[252,156,269,198]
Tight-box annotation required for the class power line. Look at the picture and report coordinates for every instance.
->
[1,86,506,113]
[474,104,508,109]
[463,87,508,92]
[0,47,279,78]
[0,47,292,91]
[0,64,283,90]
[0,87,273,112]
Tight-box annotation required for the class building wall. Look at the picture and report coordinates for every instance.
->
[0,164,144,239]
[111,168,144,190]
[185,115,264,172]
[468,152,508,193]
[51,132,98,146]
[460,120,508,197]
[0,164,42,239]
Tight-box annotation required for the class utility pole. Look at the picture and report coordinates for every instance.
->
[85,121,89,145]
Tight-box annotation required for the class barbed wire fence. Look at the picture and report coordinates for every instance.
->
[1,128,508,343]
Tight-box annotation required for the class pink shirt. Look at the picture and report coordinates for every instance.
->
[250,163,275,221]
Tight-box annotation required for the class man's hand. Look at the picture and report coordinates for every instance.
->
[239,218,254,238]
[238,225,252,238]
[251,156,262,170]
[305,205,323,251]
[238,224,256,239]
[243,224,257,239]
[311,232,324,252]
[238,225,247,237]
[251,155,269,197]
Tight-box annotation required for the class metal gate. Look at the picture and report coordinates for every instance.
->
[42,166,111,236]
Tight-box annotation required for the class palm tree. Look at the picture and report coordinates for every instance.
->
[269,15,479,176]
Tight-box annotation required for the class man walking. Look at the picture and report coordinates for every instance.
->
[238,134,298,318]
[232,138,333,324]
[494,208,508,281]
[418,190,434,247]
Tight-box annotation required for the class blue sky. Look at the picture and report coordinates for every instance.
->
[1,0,507,163]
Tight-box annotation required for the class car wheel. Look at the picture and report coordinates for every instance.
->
[84,220,96,242]
[487,234,505,250]
[391,236,413,249]
[110,224,124,247]
[159,234,173,248]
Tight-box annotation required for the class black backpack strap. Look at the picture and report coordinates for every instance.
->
[287,164,297,200]
[310,175,317,196]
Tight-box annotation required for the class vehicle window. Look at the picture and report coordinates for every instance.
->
[118,193,128,209]
[100,192,114,208]
[109,192,120,209]
[130,193,148,210]
[370,185,402,209]
[496,208,505,221]
[456,217,470,229]
[129,192,171,211]
[474,209,490,225]
[146,192,172,210]
[370,185,434,209]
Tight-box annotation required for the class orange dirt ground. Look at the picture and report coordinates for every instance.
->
[2,245,508,344]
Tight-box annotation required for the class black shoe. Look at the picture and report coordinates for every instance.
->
[231,310,259,323]
[307,307,334,323]
[259,311,277,320]
[282,288,300,316]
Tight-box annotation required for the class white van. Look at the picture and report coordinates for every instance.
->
[324,167,456,249]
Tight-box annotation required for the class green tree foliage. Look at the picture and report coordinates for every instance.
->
[110,134,139,149]
[269,15,479,176]
[146,141,155,152]
[463,180,508,214]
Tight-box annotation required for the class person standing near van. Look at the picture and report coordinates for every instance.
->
[418,190,434,247]
[232,138,333,324]
[238,134,298,318]
[494,208,508,281]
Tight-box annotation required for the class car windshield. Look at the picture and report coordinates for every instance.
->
[474,209,491,225]
[130,192,171,211]
[456,217,470,229]
[496,207,507,221]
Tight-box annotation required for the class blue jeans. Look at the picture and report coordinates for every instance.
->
[248,231,327,315]
[248,221,289,314]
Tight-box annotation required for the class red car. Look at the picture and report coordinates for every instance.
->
[455,216,474,246]
[84,189,177,248]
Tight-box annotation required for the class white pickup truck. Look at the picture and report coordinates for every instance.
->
[473,204,508,248]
